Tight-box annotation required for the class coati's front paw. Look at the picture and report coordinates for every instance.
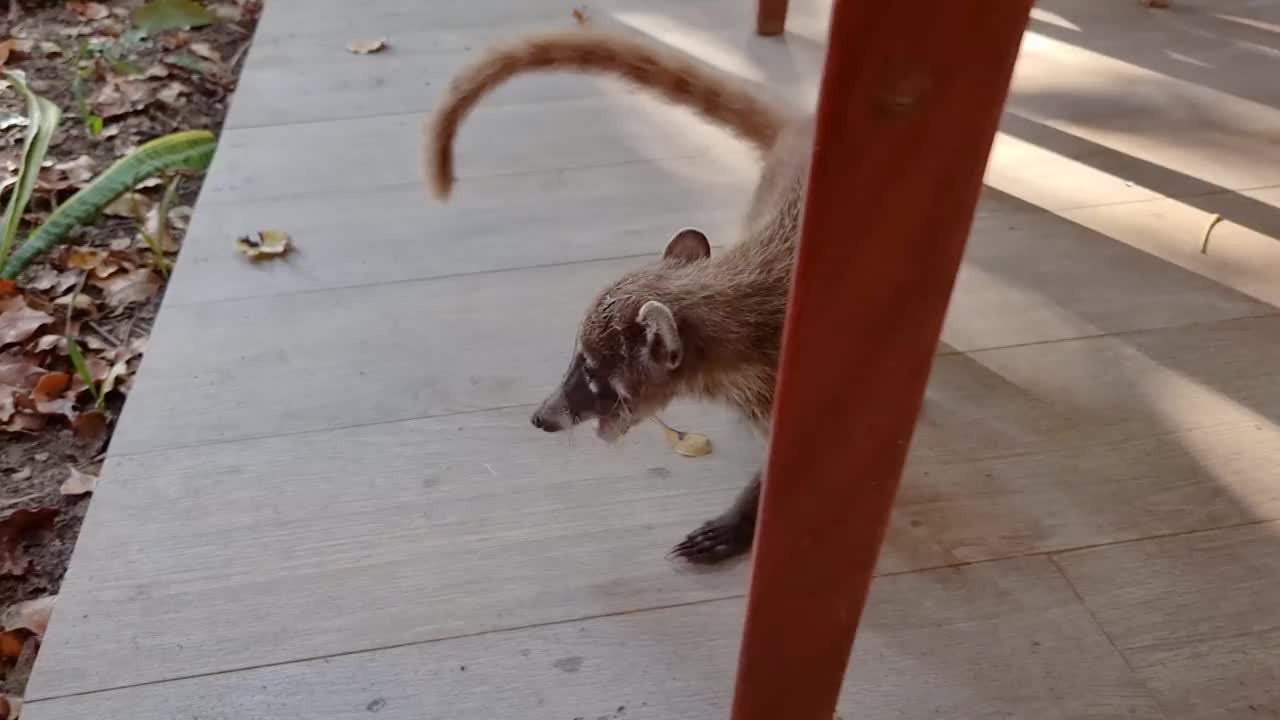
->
[670,515,753,564]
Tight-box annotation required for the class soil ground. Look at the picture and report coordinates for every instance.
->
[0,0,260,706]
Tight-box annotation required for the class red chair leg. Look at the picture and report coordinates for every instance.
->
[729,1,1035,718]
[757,0,789,36]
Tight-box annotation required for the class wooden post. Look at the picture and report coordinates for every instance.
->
[729,2,1033,719]
[756,0,789,36]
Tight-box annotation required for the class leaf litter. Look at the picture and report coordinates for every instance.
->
[0,0,263,704]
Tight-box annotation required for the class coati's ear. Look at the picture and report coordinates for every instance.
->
[662,228,710,264]
[637,300,682,369]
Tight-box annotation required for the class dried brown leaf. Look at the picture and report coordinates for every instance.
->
[2,412,48,434]
[167,205,193,232]
[236,229,292,260]
[84,356,111,383]
[31,371,69,401]
[0,39,14,67]
[0,693,21,720]
[52,270,82,294]
[0,387,14,423]
[67,1,111,20]
[0,507,58,577]
[21,267,60,292]
[157,80,191,106]
[61,468,98,496]
[97,268,162,308]
[141,203,183,253]
[32,334,63,354]
[0,633,21,661]
[0,594,56,637]
[159,31,193,50]
[72,409,107,439]
[34,396,76,420]
[57,24,100,38]
[91,77,155,118]
[53,154,96,186]
[64,247,107,270]
[0,280,15,299]
[210,3,244,21]
[51,292,95,312]
[0,355,41,388]
[140,63,171,79]
[188,41,222,63]
[102,192,153,218]
[0,296,55,346]
[104,335,146,364]
[347,38,388,54]
[99,359,130,395]
[80,333,110,351]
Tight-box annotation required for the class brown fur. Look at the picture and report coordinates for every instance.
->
[425,29,785,199]
[426,30,815,564]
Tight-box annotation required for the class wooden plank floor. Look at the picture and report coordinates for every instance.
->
[22,0,1280,716]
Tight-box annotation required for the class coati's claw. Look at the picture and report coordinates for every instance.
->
[670,517,752,564]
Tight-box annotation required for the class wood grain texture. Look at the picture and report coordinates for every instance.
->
[1057,185,1280,309]
[1054,522,1280,719]
[21,0,1280,714]
[205,93,759,205]
[28,317,1280,697]
[886,314,1280,570]
[164,158,751,306]
[164,159,1269,314]
[24,558,1165,717]
[30,404,762,698]
[231,0,831,128]
[108,255,657,454]
[111,251,1273,457]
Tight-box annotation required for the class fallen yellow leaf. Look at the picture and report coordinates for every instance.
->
[655,417,712,457]
[347,38,389,54]
[61,468,99,496]
[236,229,292,260]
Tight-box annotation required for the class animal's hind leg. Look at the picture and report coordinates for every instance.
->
[671,471,762,564]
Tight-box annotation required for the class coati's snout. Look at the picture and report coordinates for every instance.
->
[529,393,569,432]
[528,345,630,439]
[531,228,711,441]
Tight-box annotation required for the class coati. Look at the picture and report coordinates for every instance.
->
[426,30,814,564]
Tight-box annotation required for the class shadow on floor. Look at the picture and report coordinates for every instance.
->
[1030,0,1280,110]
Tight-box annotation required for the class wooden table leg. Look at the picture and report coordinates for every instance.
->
[729,1,1034,719]
[756,0,789,36]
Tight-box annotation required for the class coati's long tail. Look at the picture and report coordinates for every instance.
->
[426,30,785,200]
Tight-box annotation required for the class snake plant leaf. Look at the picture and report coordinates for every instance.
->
[1,130,216,279]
